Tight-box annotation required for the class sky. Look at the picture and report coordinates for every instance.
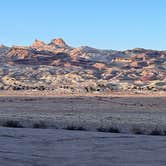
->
[0,0,165,50]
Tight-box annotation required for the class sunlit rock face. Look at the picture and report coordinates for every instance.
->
[49,38,68,47]
[31,39,46,49]
[0,38,165,92]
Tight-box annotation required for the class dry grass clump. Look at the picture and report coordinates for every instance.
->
[33,121,47,129]
[149,127,163,136]
[2,120,23,128]
[108,127,120,133]
[131,127,145,135]
[97,126,120,133]
[63,124,86,131]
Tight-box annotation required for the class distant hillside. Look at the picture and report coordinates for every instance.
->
[0,39,166,93]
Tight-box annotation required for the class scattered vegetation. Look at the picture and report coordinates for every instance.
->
[2,119,166,137]
[149,127,163,136]
[108,127,120,133]
[131,127,144,135]
[33,121,47,129]
[97,126,108,132]
[97,126,120,133]
[2,120,23,128]
[63,124,86,131]
[163,130,166,136]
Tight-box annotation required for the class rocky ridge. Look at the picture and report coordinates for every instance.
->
[0,38,165,93]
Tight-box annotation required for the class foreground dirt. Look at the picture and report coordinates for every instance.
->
[0,95,166,133]
[0,90,166,97]
[0,127,166,166]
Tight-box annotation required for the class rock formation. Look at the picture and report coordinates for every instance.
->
[0,38,165,92]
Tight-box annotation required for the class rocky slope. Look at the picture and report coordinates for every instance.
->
[0,39,165,93]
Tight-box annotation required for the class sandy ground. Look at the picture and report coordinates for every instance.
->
[0,95,166,133]
[0,90,166,97]
[0,94,166,165]
[0,127,166,166]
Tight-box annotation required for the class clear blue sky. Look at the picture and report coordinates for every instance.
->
[0,0,165,50]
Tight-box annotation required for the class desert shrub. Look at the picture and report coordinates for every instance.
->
[97,126,120,133]
[2,120,23,128]
[97,126,108,132]
[64,125,86,131]
[132,127,144,135]
[108,127,120,133]
[150,128,163,136]
[163,130,166,136]
[33,121,47,129]
[76,126,86,131]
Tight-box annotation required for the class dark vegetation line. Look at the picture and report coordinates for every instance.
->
[2,120,166,136]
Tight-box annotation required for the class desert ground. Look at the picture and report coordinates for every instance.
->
[0,93,166,165]
[0,94,166,133]
[1,127,166,166]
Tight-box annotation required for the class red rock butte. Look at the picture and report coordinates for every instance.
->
[50,38,68,47]
[0,38,165,93]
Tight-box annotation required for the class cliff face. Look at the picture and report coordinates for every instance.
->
[0,39,165,92]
